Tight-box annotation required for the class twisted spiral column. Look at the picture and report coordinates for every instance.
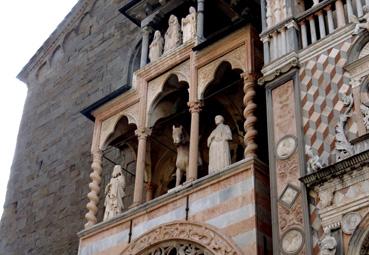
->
[85,149,103,228]
[242,73,258,158]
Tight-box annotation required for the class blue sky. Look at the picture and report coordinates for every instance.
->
[0,0,79,217]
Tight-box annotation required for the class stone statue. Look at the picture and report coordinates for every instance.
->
[306,145,324,173]
[103,165,126,221]
[172,125,190,187]
[207,115,232,174]
[164,15,182,53]
[352,6,369,35]
[149,30,164,62]
[319,228,337,255]
[181,7,197,43]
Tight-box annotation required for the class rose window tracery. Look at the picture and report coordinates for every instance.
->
[140,241,212,255]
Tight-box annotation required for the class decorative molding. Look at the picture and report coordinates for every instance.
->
[258,53,299,85]
[300,149,369,188]
[120,221,243,255]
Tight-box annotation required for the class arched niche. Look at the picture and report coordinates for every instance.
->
[198,46,246,98]
[147,74,190,197]
[120,221,243,255]
[347,212,369,255]
[198,61,245,176]
[97,115,138,221]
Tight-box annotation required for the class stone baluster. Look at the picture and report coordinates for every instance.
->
[347,0,354,19]
[317,11,326,38]
[132,128,151,206]
[261,35,270,64]
[356,0,364,17]
[197,0,205,43]
[85,149,103,228]
[140,26,152,67]
[242,73,257,158]
[188,101,202,182]
[335,0,346,28]
[309,16,317,43]
[286,20,299,52]
[325,5,335,33]
[300,20,308,48]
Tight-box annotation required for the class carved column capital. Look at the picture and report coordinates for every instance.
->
[135,127,152,140]
[188,100,203,113]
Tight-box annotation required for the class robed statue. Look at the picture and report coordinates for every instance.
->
[207,115,232,174]
[149,30,164,62]
[164,15,182,53]
[103,165,126,221]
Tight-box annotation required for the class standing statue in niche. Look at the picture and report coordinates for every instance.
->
[181,7,197,43]
[103,165,126,221]
[164,15,182,53]
[172,125,190,187]
[207,115,232,174]
[149,30,164,62]
[319,228,337,255]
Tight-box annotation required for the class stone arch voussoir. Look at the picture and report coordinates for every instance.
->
[120,220,243,255]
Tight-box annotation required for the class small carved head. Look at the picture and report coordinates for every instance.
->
[172,125,186,145]
[154,30,161,40]
[189,6,196,14]
[169,15,178,25]
[112,165,123,178]
[215,115,224,125]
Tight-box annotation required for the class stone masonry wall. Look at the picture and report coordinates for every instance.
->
[0,0,140,254]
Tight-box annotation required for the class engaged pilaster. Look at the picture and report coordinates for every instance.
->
[196,0,205,43]
[85,149,103,228]
[188,100,202,182]
[242,73,258,158]
[132,128,151,206]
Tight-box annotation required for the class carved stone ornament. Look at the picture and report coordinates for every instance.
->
[140,240,212,255]
[120,221,243,255]
[319,228,337,255]
[279,184,300,208]
[276,135,297,160]
[306,145,324,173]
[352,6,369,35]
[335,92,354,162]
[281,228,305,255]
[342,212,362,234]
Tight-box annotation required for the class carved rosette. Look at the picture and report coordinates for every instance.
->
[121,221,242,255]
[242,73,258,158]
[85,149,103,228]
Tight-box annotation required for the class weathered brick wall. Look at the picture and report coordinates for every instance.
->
[0,0,140,254]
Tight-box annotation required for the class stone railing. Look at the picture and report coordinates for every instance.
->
[261,0,369,65]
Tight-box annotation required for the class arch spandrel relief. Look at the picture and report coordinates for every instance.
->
[99,104,139,150]
[198,46,246,98]
[121,221,243,255]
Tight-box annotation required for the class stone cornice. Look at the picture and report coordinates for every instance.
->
[17,0,97,83]
[300,150,369,188]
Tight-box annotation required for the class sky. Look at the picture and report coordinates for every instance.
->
[0,0,79,217]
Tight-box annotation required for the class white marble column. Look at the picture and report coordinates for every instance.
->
[188,101,202,182]
[132,128,151,206]
[85,149,103,228]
